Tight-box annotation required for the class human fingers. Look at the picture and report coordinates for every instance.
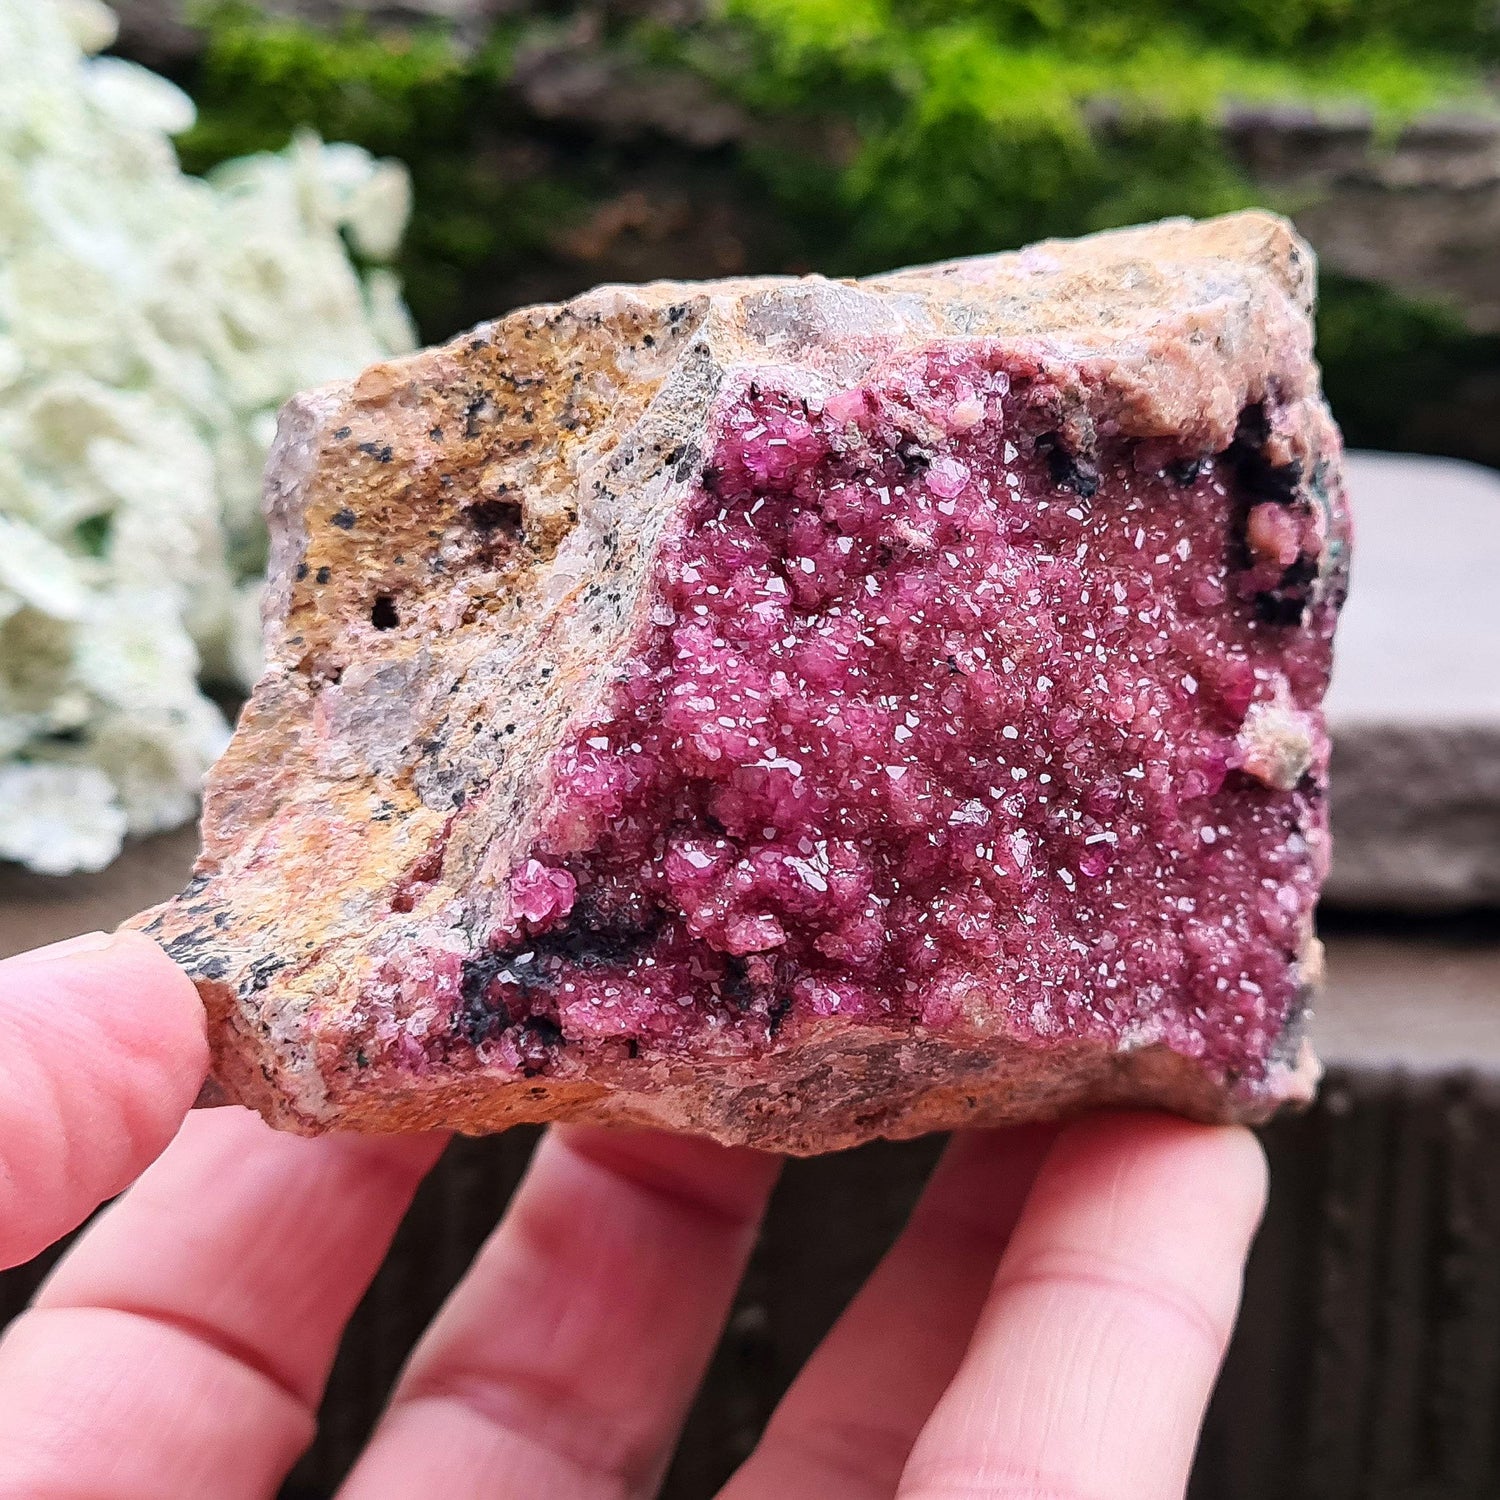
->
[897,1112,1267,1500]
[0,1107,445,1499]
[0,931,207,1269]
[338,1127,782,1500]
[720,1126,1056,1500]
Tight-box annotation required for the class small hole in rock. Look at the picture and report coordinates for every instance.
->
[466,497,523,533]
[371,595,399,630]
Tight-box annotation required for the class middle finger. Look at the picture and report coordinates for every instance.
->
[339,1126,781,1500]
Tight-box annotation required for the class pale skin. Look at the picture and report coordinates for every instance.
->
[0,930,1268,1499]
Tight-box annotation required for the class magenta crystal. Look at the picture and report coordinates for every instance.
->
[488,355,1338,1085]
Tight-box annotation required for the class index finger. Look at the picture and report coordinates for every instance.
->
[0,931,208,1268]
[897,1112,1267,1500]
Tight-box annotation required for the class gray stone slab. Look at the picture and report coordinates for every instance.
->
[1316,929,1500,1068]
[1227,103,1500,335]
[0,827,195,959]
[1325,452,1500,910]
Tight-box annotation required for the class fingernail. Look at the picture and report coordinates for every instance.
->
[5,931,117,969]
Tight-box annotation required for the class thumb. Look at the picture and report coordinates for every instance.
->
[0,931,207,1269]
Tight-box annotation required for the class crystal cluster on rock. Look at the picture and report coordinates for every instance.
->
[134,211,1348,1150]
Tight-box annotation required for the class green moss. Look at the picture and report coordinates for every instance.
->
[72,512,112,558]
[172,1,1497,461]
[177,8,475,161]
[726,0,1500,62]
[696,0,1485,272]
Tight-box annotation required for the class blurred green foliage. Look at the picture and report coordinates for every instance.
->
[173,0,1499,458]
[686,0,1483,269]
[1317,271,1500,444]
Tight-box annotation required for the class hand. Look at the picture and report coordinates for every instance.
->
[0,933,1266,1499]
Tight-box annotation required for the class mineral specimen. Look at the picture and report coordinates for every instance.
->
[135,211,1348,1150]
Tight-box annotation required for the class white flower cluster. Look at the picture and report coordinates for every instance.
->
[0,0,415,874]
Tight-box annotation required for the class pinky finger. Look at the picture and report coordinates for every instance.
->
[897,1112,1267,1500]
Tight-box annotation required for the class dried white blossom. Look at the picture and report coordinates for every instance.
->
[0,0,415,873]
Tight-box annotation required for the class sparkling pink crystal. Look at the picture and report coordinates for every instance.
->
[472,349,1335,1085]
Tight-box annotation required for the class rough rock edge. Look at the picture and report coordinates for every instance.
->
[131,210,1336,1149]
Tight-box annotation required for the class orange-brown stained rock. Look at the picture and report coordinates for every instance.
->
[131,212,1340,1150]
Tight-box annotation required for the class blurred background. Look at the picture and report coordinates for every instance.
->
[135,0,1500,463]
[2,2,1498,1496]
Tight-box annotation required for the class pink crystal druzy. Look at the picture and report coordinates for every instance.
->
[473,350,1340,1091]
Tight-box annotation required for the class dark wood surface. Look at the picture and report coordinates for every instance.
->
[3,834,1499,1497]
